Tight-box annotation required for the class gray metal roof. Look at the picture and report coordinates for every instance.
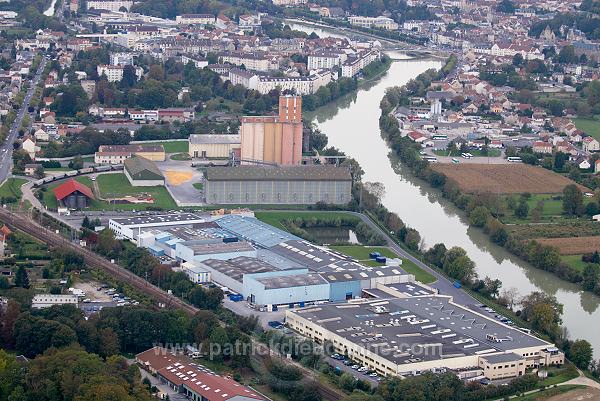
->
[111,213,204,227]
[201,256,276,281]
[124,156,163,181]
[205,166,352,182]
[182,240,254,255]
[255,272,327,289]
[480,353,523,364]
[290,296,549,366]
[189,134,240,145]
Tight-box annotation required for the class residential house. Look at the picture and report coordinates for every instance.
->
[532,141,552,154]
[583,136,600,153]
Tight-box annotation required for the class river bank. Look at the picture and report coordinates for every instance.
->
[302,56,600,358]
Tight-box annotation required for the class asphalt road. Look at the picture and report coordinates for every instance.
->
[0,56,48,184]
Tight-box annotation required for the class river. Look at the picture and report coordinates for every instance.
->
[289,21,600,357]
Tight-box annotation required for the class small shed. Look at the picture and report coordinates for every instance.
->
[124,156,164,187]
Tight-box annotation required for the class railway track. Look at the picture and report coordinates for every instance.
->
[0,208,345,401]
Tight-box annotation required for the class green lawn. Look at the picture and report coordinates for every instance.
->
[508,385,583,401]
[96,173,177,210]
[561,254,589,272]
[330,245,397,260]
[538,364,579,387]
[330,245,436,284]
[42,174,177,211]
[0,178,27,200]
[193,182,203,191]
[254,211,358,231]
[501,194,592,223]
[574,117,600,141]
[153,141,188,153]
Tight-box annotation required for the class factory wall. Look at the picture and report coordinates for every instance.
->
[240,118,302,165]
[195,262,244,294]
[243,269,330,306]
[285,311,557,379]
[205,180,352,204]
[189,142,239,159]
[329,280,362,301]
[174,242,256,263]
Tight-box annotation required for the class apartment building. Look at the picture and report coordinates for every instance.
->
[175,14,216,25]
[348,16,399,30]
[307,51,344,70]
[97,64,143,82]
[218,51,278,72]
[86,0,134,11]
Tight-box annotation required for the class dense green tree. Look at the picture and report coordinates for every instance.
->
[442,247,476,283]
[568,339,593,369]
[14,266,29,289]
[562,184,584,216]
[514,200,529,219]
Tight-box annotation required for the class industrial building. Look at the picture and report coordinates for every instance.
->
[94,144,166,164]
[240,95,303,165]
[109,213,207,241]
[136,347,266,401]
[175,241,256,264]
[32,294,79,309]
[285,293,564,379]
[204,165,352,205]
[52,179,95,209]
[124,156,165,186]
[188,134,240,159]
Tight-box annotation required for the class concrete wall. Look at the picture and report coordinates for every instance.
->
[243,269,330,306]
[189,143,238,159]
[329,280,361,301]
[205,179,352,205]
[124,167,164,187]
[240,118,302,165]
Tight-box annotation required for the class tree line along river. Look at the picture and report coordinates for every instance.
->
[288,21,600,358]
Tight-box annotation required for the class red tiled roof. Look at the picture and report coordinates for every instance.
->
[52,179,94,201]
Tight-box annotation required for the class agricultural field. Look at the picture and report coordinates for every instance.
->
[507,220,600,240]
[499,194,594,224]
[573,116,600,141]
[560,255,588,272]
[431,164,587,194]
[534,236,600,255]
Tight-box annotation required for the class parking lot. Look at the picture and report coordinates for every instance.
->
[71,281,140,314]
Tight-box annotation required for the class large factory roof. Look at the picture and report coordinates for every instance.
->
[290,296,549,366]
[254,272,328,290]
[182,241,254,256]
[205,165,352,182]
[272,240,404,279]
[111,213,204,227]
[201,256,277,282]
[215,215,299,248]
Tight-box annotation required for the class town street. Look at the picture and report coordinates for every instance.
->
[0,56,48,185]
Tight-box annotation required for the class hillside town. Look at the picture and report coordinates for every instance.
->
[1,0,600,401]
